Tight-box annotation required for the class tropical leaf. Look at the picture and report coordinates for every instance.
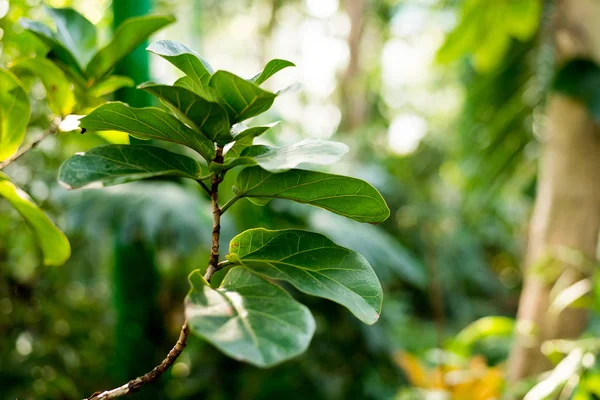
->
[250,59,295,85]
[185,267,315,367]
[147,40,214,100]
[227,228,383,324]
[88,75,135,98]
[46,7,97,69]
[0,68,30,161]
[79,102,216,161]
[0,173,70,266]
[235,166,390,223]
[11,57,75,116]
[86,15,175,79]
[138,83,231,144]
[59,144,205,189]
[231,138,348,173]
[209,71,276,123]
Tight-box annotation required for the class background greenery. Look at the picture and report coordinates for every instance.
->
[1,0,591,399]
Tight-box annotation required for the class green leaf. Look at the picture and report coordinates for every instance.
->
[209,71,276,123]
[147,40,214,99]
[237,138,348,173]
[0,68,30,161]
[11,58,75,116]
[19,19,83,74]
[174,76,205,96]
[227,229,383,324]
[503,0,541,41]
[250,59,295,85]
[235,167,390,223]
[0,175,70,266]
[86,15,175,79]
[225,123,278,160]
[88,75,135,98]
[59,144,205,189]
[79,102,216,161]
[46,7,97,69]
[138,83,231,144]
[185,267,315,367]
[553,59,600,122]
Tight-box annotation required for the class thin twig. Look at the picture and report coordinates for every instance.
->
[86,321,190,400]
[0,118,60,170]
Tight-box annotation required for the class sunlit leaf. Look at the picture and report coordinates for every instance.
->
[235,166,390,223]
[185,267,315,367]
[0,173,70,266]
[235,138,348,173]
[209,71,276,123]
[11,57,75,116]
[147,40,214,99]
[59,144,205,189]
[79,102,216,161]
[250,59,295,85]
[19,18,82,74]
[503,0,542,41]
[138,83,231,144]
[86,15,175,79]
[227,228,383,324]
[0,68,30,161]
[46,7,97,69]
[88,75,135,98]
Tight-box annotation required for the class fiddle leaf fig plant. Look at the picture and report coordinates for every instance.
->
[58,40,390,398]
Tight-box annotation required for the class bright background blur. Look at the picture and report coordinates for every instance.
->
[0,0,545,399]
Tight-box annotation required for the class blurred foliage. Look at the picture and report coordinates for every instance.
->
[0,0,574,399]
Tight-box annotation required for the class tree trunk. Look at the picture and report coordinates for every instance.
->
[508,0,600,382]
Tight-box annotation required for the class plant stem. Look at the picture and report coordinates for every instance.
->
[85,147,226,399]
[219,194,240,215]
[204,146,224,282]
[86,321,190,400]
[0,118,60,170]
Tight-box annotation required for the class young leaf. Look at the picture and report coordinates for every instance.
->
[227,228,383,324]
[138,83,231,144]
[250,59,295,85]
[19,18,83,74]
[174,76,205,96]
[86,15,175,79]
[0,173,70,266]
[88,75,135,98]
[59,144,205,189]
[79,102,216,161]
[225,123,278,160]
[46,7,97,69]
[147,40,214,99]
[185,267,315,367]
[237,138,348,173]
[11,58,75,116]
[235,167,390,223]
[209,71,277,123]
[0,68,30,161]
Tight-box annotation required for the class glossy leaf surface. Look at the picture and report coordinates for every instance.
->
[228,228,383,324]
[186,267,315,367]
[235,167,390,223]
[59,144,204,189]
[79,102,216,161]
